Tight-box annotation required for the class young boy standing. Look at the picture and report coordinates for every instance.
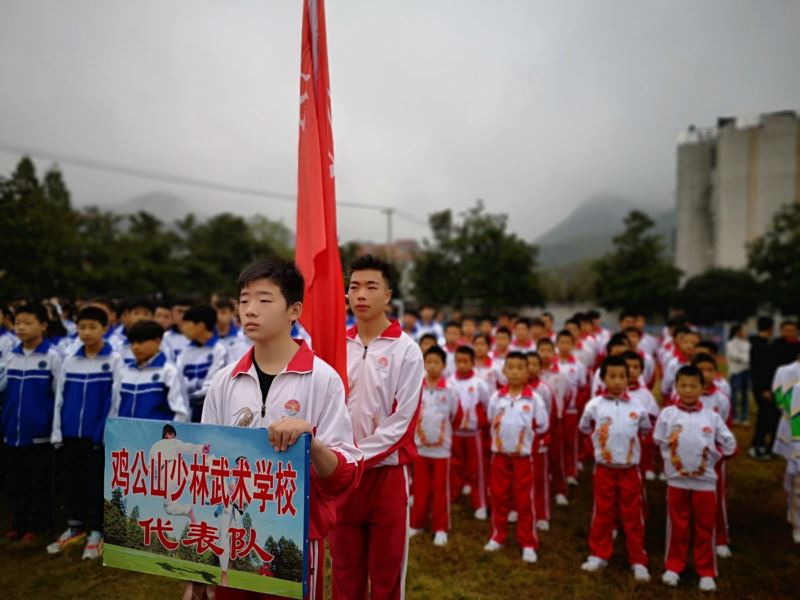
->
[449,345,491,519]
[484,352,548,563]
[331,255,424,600]
[48,306,122,559]
[654,366,737,592]
[579,356,652,582]
[410,346,463,545]
[0,304,62,542]
[203,258,362,600]
[537,338,570,507]
[622,352,660,481]
[556,330,587,486]
[527,352,555,531]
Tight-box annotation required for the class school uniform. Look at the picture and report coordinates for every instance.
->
[653,403,736,578]
[116,351,189,422]
[449,371,491,511]
[541,363,570,499]
[51,342,122,532]
[163,327,190,362]
[579,393,651,566]
[627,383,661,477]
[411,379,462,533]
[700,385,733,547]
[204,342,362,600]
[177,334,229,422]
[331,321,424,600]
[0,340,62,533]
[218,323,252,363]
[529,377,555,522]
[487,385,548,550]
[775,381,800,536]
[558,355,587,481]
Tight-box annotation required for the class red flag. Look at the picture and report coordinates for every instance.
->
[295,0,347,387]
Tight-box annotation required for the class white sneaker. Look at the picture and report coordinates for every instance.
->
[699,577,717,592]
[474,507,488,520]
[536,520,550,531]
[658,472,667,481]
[47,528,86,555]
[522,547,538,563]
[792,528,800,544]
[567,476,579,486]
[508,510,518,523]
[408,527,423,538]
[484,539,502,552]
[715,544,732,558]
[433,531,448,546]
[462,484,472,495]
[662,570,680,586]
[82,531,103,560]
[645,470,656,481]
[612,528,619,540]
[632,564,650,581]
[555,494,569,506]
[580,556,607,572]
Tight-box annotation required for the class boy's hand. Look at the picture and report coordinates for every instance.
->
[269,418,313,452]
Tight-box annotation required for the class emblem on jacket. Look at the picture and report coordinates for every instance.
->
[233,407,254,427]
[284,399,301,417]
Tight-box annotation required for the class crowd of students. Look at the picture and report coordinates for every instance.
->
[0,257,799,597]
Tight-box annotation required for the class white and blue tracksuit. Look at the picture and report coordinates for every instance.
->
[118,339,175,367]
[0,327,18,384]
[217,324,251,363]
[116,351,189,422]
[51,342,122,446]
[0,339,62,446]
[177,335,229,421]
[163,328,191,362]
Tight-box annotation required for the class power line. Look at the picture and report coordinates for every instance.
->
[0,139,429,227]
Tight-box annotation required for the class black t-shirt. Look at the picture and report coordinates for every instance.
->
[253,358,276,416]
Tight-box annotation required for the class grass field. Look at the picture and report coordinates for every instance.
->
[1,423,799,599]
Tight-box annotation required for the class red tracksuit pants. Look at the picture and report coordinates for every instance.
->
[563,411,579,479]
[331,465,410,600]
[639,431,659,474]
[489,453,539,549]
[665,485,717,577]
[214,538,324,600]
[549,416,567,496]
[533,450,550,522]
[411,456,450,532]
[450,432,487,510]
[715,462,729,546]
[589,465,648,566]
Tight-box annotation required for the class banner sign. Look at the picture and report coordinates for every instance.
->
[103,418,310,598]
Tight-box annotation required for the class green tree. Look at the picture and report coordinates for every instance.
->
[748,203,800,315]
[676,268,761,325]
[412,201,542,312]
[592,210,681,316]
[264,535,303,582]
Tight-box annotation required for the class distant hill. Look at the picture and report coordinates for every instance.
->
[107,192,203,224]
[535,195,675,269]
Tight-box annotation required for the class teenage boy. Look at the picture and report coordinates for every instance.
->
[331,255,424,600]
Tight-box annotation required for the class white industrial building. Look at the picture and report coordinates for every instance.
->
[675,110,800,279]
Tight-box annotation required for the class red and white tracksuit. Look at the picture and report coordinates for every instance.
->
[411,379,463,533]
[203,343,362,600]
[331,321,424,600]
[653,403,737,577]
[529,378,554,522]
[541,364,569,498]
[628,384,661,477]
[487,385,548,549]
[701,386,733,546]
[449,372,491,511]
[557,355,586,480]
[579,394,652,566]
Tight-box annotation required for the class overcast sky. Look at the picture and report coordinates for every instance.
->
[1,0,798,244]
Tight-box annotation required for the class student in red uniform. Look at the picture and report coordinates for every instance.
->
[579,356,652,582]
[410,346,463,546]
[442,322,462,377]
[201,258,362,600]
[654,365,736,592]
[527,352,555,531]
[449,346,491,519]
[622,352,660,482]
[510,318,535,353]
[537,338,570,506]
[492,326,512,360]
[484,352,548,563]
[331,255,424,600]
[474,334,503,391]
[555,330,587,486]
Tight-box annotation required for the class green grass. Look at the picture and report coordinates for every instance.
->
[104,544,301,598]
[1,423,799,598]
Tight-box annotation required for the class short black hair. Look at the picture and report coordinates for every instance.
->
[556,329,573,341]
[495,326,512,337]
[214,296,236,311]
[692,352,717,370]
[696,340,718,355]
[621,350,644,369]
[606,335,629,353]
[129,297,155,314]
[564,318,579,328]
[15,303,49,324]
[77,306,109,327]
[473,333,492,346]
[237,258,305,306]
[587,309,601,320]
[542,311,554,320]
[676,364,703,385]
[162,423,176,438]
[349,254,393,288]
[575,312,591,325]
[419,333,437,345]
[515,317,531,328]
[619,310,636,321]
[537,337,555,349]
[182,305,217,331]
[530,317,545,328]
[623,326,641,338]
[757,316,774,332]
[600,355,628,379]
[455,345,475,360]
[526,351,542,366]
[127,320,165,343]
[445,321,462,331]
[505,351,528,366]
[424,345,447,363]
[780,320,798,329]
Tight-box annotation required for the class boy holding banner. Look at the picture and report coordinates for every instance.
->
[201,258,362,600]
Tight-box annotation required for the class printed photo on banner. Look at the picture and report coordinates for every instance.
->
[103,417,310,598]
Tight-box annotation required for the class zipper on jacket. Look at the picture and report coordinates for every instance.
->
[363,345,368,359]
[78,378,88,438]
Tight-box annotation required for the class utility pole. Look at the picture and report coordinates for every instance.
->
[381,207,395,259]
